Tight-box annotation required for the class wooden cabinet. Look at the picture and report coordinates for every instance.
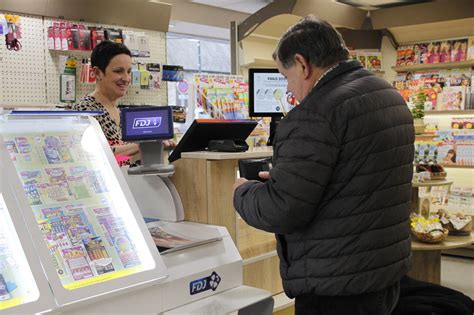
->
[171,148,284,295]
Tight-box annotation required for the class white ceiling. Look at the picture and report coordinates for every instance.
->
[190,0,272,14]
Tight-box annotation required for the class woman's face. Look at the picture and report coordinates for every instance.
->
[98,54,132,99]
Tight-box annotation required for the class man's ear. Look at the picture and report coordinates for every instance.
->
[294,53,312,79]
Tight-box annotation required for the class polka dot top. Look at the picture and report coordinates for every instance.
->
[73,95,132,166]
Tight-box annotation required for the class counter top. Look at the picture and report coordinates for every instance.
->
[412,233,474,251]
[180,147,273,160]
[412,180,454,187]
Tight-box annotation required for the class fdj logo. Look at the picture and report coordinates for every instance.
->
[189,271,221,295]
[132,117,162,129]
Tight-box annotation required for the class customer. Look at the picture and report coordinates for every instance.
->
[233,16,414,315]
[73,41,174,166]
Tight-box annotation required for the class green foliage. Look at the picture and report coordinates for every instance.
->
[412,90,427,119]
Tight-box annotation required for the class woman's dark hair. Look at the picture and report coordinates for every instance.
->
[273,15,349,69]
[91,41,131,73]
[447,149,456,163]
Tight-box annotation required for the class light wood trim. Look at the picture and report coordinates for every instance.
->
[243,255,283,295]
[181,147,273,160]
[442,165,474,169]
[171,158,208,223]
[392,60,474,72]
[206,159,239,242]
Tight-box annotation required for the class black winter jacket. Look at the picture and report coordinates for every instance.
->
[234,60,414,298]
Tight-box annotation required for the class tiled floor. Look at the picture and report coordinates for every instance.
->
[441,255,474,299]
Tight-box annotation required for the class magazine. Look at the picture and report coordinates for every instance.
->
[146,220,222,254]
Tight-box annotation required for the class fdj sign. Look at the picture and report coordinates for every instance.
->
[132,117,162,129]
[189,271,221,295]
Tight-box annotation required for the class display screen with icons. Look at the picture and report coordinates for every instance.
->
[121,106,174,141]
[248,68,296,117]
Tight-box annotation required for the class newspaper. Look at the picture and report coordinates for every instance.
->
[146,220,222,254]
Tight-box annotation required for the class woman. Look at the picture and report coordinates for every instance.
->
[73,41,174,165]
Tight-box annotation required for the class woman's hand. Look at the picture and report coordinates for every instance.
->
[113,143,140,156]
[163,139,176,149]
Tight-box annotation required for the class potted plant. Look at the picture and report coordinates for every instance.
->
[412,90,427,134]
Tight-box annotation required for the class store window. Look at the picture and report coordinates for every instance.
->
[166,33,230,106]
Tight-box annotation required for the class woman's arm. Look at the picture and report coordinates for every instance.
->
[112,143,140,156]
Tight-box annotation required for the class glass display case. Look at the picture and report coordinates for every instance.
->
[0,112,167,307]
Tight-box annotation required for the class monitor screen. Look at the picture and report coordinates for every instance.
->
[121,106,174,141]
[168,119,257,162]
[249,68,295,117]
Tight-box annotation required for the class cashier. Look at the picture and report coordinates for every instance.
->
[73,41,174,166]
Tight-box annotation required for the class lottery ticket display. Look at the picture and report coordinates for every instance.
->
[0,194,40,310]
[1,115,159,291]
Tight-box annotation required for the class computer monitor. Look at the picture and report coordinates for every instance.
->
[120,106,175,176]
[121,106,173,142]
[248,68,293,117]
[168,119,258,163]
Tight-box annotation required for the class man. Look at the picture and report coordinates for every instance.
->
[233,16,414,315]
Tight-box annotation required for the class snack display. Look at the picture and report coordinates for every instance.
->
[415,163,447,180]
[437,209,472,236]
[410,214,449,243]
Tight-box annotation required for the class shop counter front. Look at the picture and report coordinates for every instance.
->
[170,147,284,295]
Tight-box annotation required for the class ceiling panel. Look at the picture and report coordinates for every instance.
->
[390,17,474,44]
[190,0,271,13]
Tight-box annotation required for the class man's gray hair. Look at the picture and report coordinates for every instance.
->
[273,15,350,69]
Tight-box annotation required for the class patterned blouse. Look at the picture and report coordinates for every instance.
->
[73,95,132,166]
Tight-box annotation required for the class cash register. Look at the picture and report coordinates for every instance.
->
[120,106,184,221]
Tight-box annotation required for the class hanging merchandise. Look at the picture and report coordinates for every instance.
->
[139,64,150,89]
[60,57,77,103]
[79,59,96,84]
[162,65,184,82]
[4,14,22,51]
[146,63,161,90]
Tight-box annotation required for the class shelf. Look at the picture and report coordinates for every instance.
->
[425,110,474,115]
[415,134,438,139]
[442,164,474,169]
[241,58,276,68]
[392,60,474,72]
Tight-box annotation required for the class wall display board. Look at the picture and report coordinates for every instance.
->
[0,11,167,107]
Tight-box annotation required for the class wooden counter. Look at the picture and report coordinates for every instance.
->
[171,148,284,294]
[409,233,474,284]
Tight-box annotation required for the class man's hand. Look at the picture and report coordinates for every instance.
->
[233,177,248,191]
[258,171,271,180]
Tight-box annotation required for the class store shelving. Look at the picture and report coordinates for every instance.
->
[392,60,474,72]
[425,110,474,115]
[442,165,474,169]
